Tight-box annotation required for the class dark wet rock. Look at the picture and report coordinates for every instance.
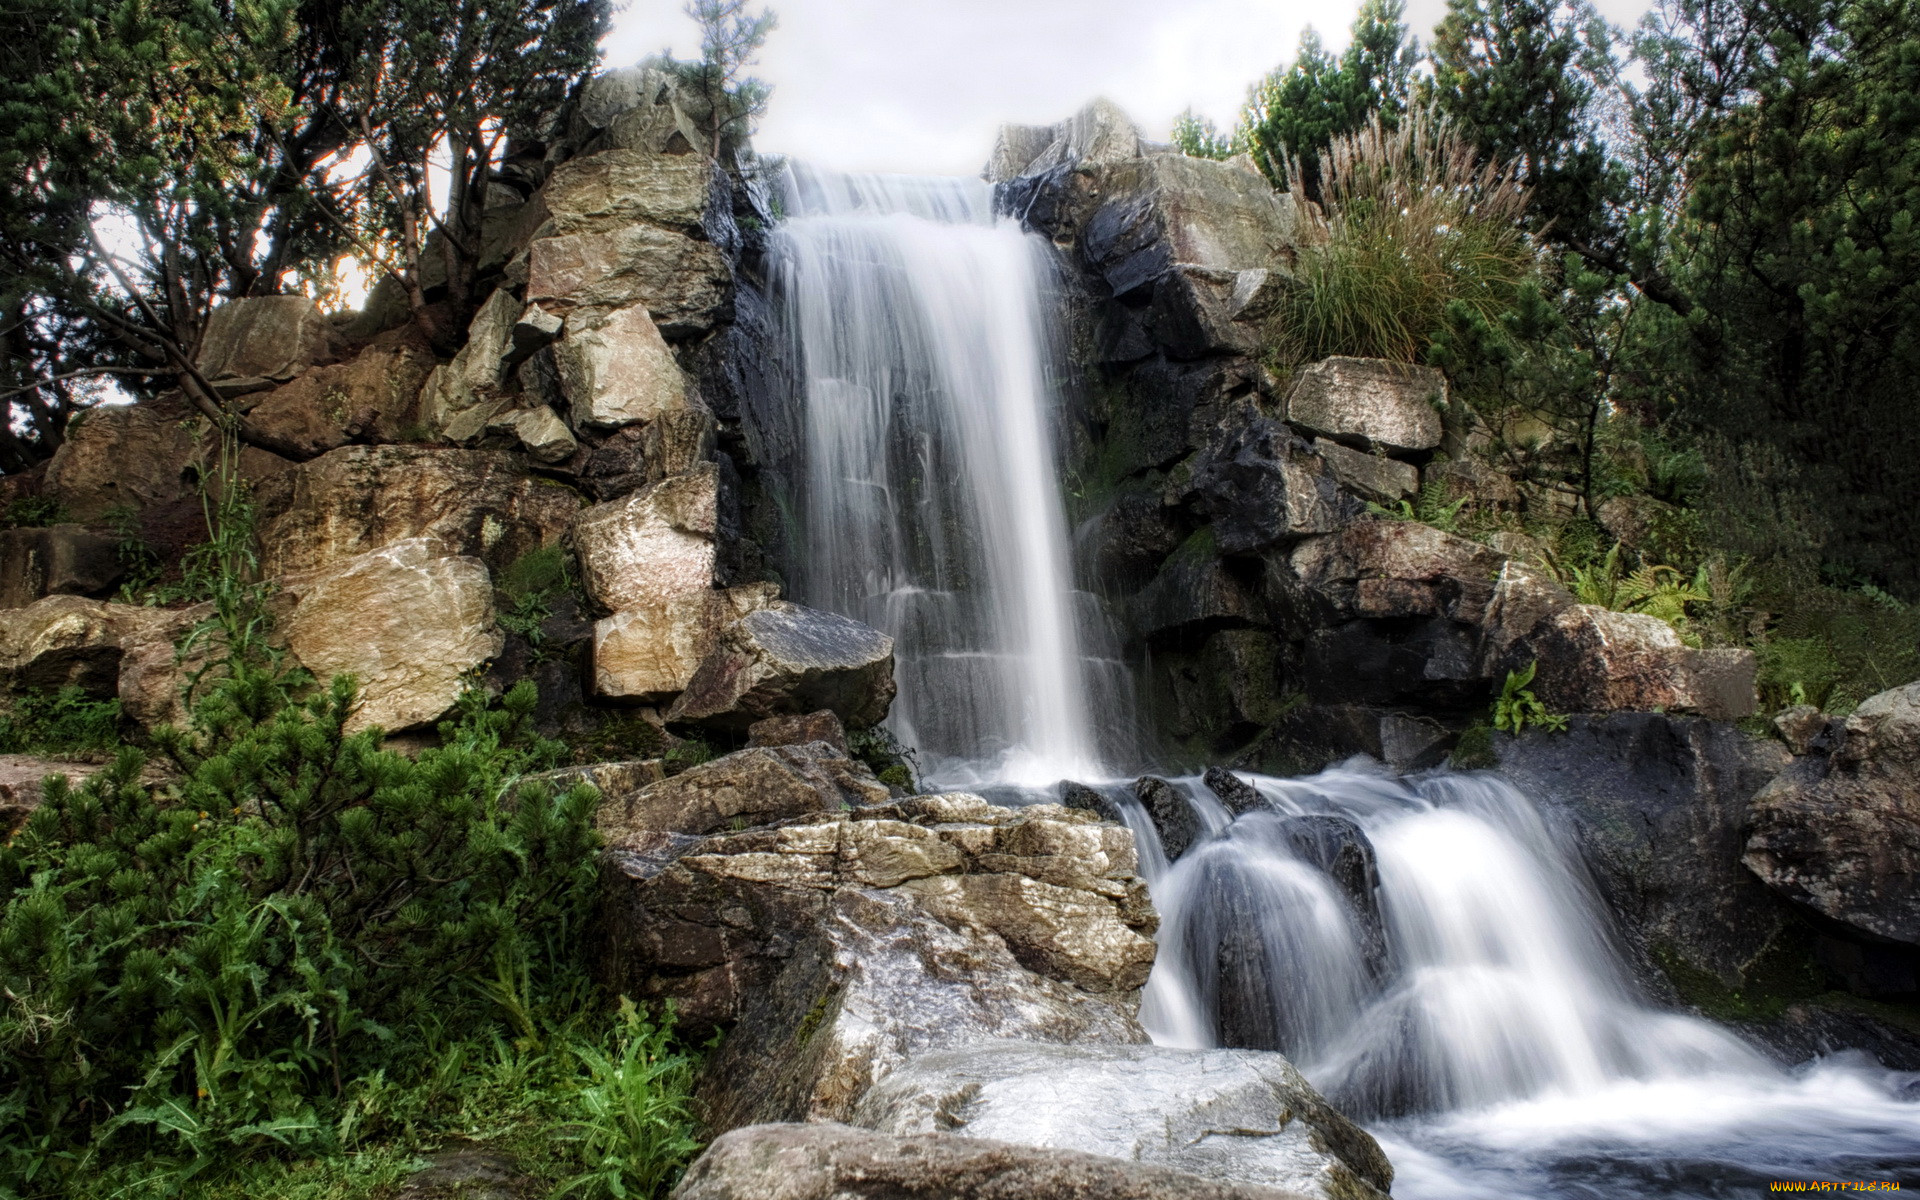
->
[1280,814,1381,913]
[1060,780,1125,823]
[1203,766,1266,815]
[1738,999,1920,1071]
[1125,537,1262,641]
[851,1041,1394,1200]
[1312,438,1417,505]
[1133,775,1200,861]
[672,1121,1310,1200]
[1746,682,1920,951]
[1281,357,1444,457]
[1188,416,1345,555]
[1240,704,1454,776]
[1302,618,1484,711]
[667,602,896,730]
[1495,713,1801,996]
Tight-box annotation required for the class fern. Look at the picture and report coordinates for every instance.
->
[1492,661,1568,735]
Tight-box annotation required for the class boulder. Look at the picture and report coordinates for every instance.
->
[1001,98,1145,179]
[852,1041,1393,1200]
[114,603,212,731]
[1476,560,1575,673]
[0,595,180,695]
[1282,358,1444,456]
[1499,604,1757,720]
[1424,453,1521,511]
[420,287,520,438]
[0,525,123,608]
[44,402,200,520]
[747,709,848,753]
[1187,417,1345,555]
[552,303,691,429]
[242,337,436,456]
[1774,704,1835,756]
[594,741,889,844]
[672,1122,1307,1200]
[1203,766,1266,815]
[1496,713,1799,994]
[1283,519,1504,629]
[667,603,896,730]
[486,404,577,464]
[280,539,503,733]
[599,795,1153,1069]
[196,295,347,385]
[1311,438,1418,505]
[1253,704,1453,775]
[254,445,581,576]
[1745,682,1920,950]
[1060,780,1127,824]
[572,465,718,612]
[1125,537,1262,641]
[542,148,727,242]
[395,1150,537,1200]
[592,584,777,701]
[527,224,732,338]
[1133,775,1200,861]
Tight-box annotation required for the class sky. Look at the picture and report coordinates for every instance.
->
[601,0,1659,177]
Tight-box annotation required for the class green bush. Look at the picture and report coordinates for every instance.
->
[497,545,580,650]
[0,687,124,756]
[847,726,918,794]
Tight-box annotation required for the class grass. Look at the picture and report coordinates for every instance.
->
[0,686,125,757]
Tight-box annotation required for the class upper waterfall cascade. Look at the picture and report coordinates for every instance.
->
[772,166,1126,786]
[768,166,1920,1198]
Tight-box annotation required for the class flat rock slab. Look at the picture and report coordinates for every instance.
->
[672,1121,1313,1200]
[852,1040,1392,1200]
[668,602,896,730]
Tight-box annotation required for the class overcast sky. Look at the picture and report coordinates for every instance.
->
[601,0,1658,177]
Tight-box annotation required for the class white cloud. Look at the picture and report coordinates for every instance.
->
[602,0,1654,177]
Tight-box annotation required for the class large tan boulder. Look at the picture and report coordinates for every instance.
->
[0,595,181,695]
[1283,357,1445,456]
[242,337,437,457]
[279,538,502,733]
[667,602,897,730]
[254,445,581,576]
[418,286,521,439]
[592,583,776,701]
[543,148,721,238]
[44,401,201,520]
[1746,681,1920,949]
[553,303,690,429]
[196,295,347,385]
[527,224,732,338]
[593,740,889,844]
[572,465,717,611]
[1500,604,1757,720]
[674,1122,1310,1200]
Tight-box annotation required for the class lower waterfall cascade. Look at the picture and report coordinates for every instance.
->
[768,166,1920,1197]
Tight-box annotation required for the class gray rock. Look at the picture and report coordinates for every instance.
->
[1133,775,1199,861]
[0,525,123,608]
[1203,766,1266,815]
[541,148,728,242]
[196,295,346,384]
[851,1041,1392,1200]
[1311,438,1418,504]
[986,98,1144,182]
[1060,780,1126,823]
[1188,417,1344,555]
[1477,560,1575,674]
[1282,357,1444,456]
[1497,604,1757,720]
[526,222,732,338]
[667,602,896,730]
[396,1150,536,1200]
[594,742,889,844]
[1083,155,1314,301]
[488,405,577,464]
[746,709,848,753]
[671,1122,1308,1200]
[554,302,692,429]
[1774,704,1836,756]
[1746,682,1920,950]
[1285,520,1505,627]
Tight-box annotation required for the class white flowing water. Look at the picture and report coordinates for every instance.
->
[771,166,1121,785]
[769,168,1920,1196]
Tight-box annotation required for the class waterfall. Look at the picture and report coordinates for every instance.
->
[771,166,1121,785]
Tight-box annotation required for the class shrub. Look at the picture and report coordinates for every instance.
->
[1275,108,1537,365]
[1491,661,1567,735]
[0,687,124,756]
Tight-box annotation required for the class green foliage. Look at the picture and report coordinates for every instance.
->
[555,998,702,1199]
[661,738,714,775]
[1491,661,1568,734]
[1238,0,1419,192]
[1274,108,1537,365]
[1449,721,1496,768]
[0,687,124,757]
[676,0,779,153]
[1552,544,1710,635]
[1755,577,1920,715]
[1,497,65,528]
[1368,480,1469,533]
[1171,110,1234,160]
[496,545,579,651]
[847,726,919,794]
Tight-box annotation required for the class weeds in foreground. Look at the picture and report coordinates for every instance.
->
[1491,661,1567,735]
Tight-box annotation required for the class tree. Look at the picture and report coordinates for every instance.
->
[1236,0,1418,195]
[680,0,777,158]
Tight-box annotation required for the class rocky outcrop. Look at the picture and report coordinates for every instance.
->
[0,525,123,608]
[746,709,848,753]
[254,445,581,576]
[1497,604,1757,721]
[43,401,202,521]
[672,1122,1311,1200]
[591,584,776,701]
[196,295,348,389]
[667,603,897,730]
[852,1041,1393,1200]
[0,595,184,696]
[553,302,692,429]
[242,334,436,456]
[279,539,503,733]
[593,741,888,844]
[1281,357,1444,456]
[573,466,717,611]
[1746,682,1920,951]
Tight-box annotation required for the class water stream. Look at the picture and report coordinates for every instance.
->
[769,167,1920,1196]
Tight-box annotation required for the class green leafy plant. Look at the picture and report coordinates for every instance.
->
[496,544,580,651]
[2,496,66,529]
[1368,479,1469,533]
[0,686,123,756]
[556,998,703,1199]
[1491,661,1567,735]
[846,725,918,794]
